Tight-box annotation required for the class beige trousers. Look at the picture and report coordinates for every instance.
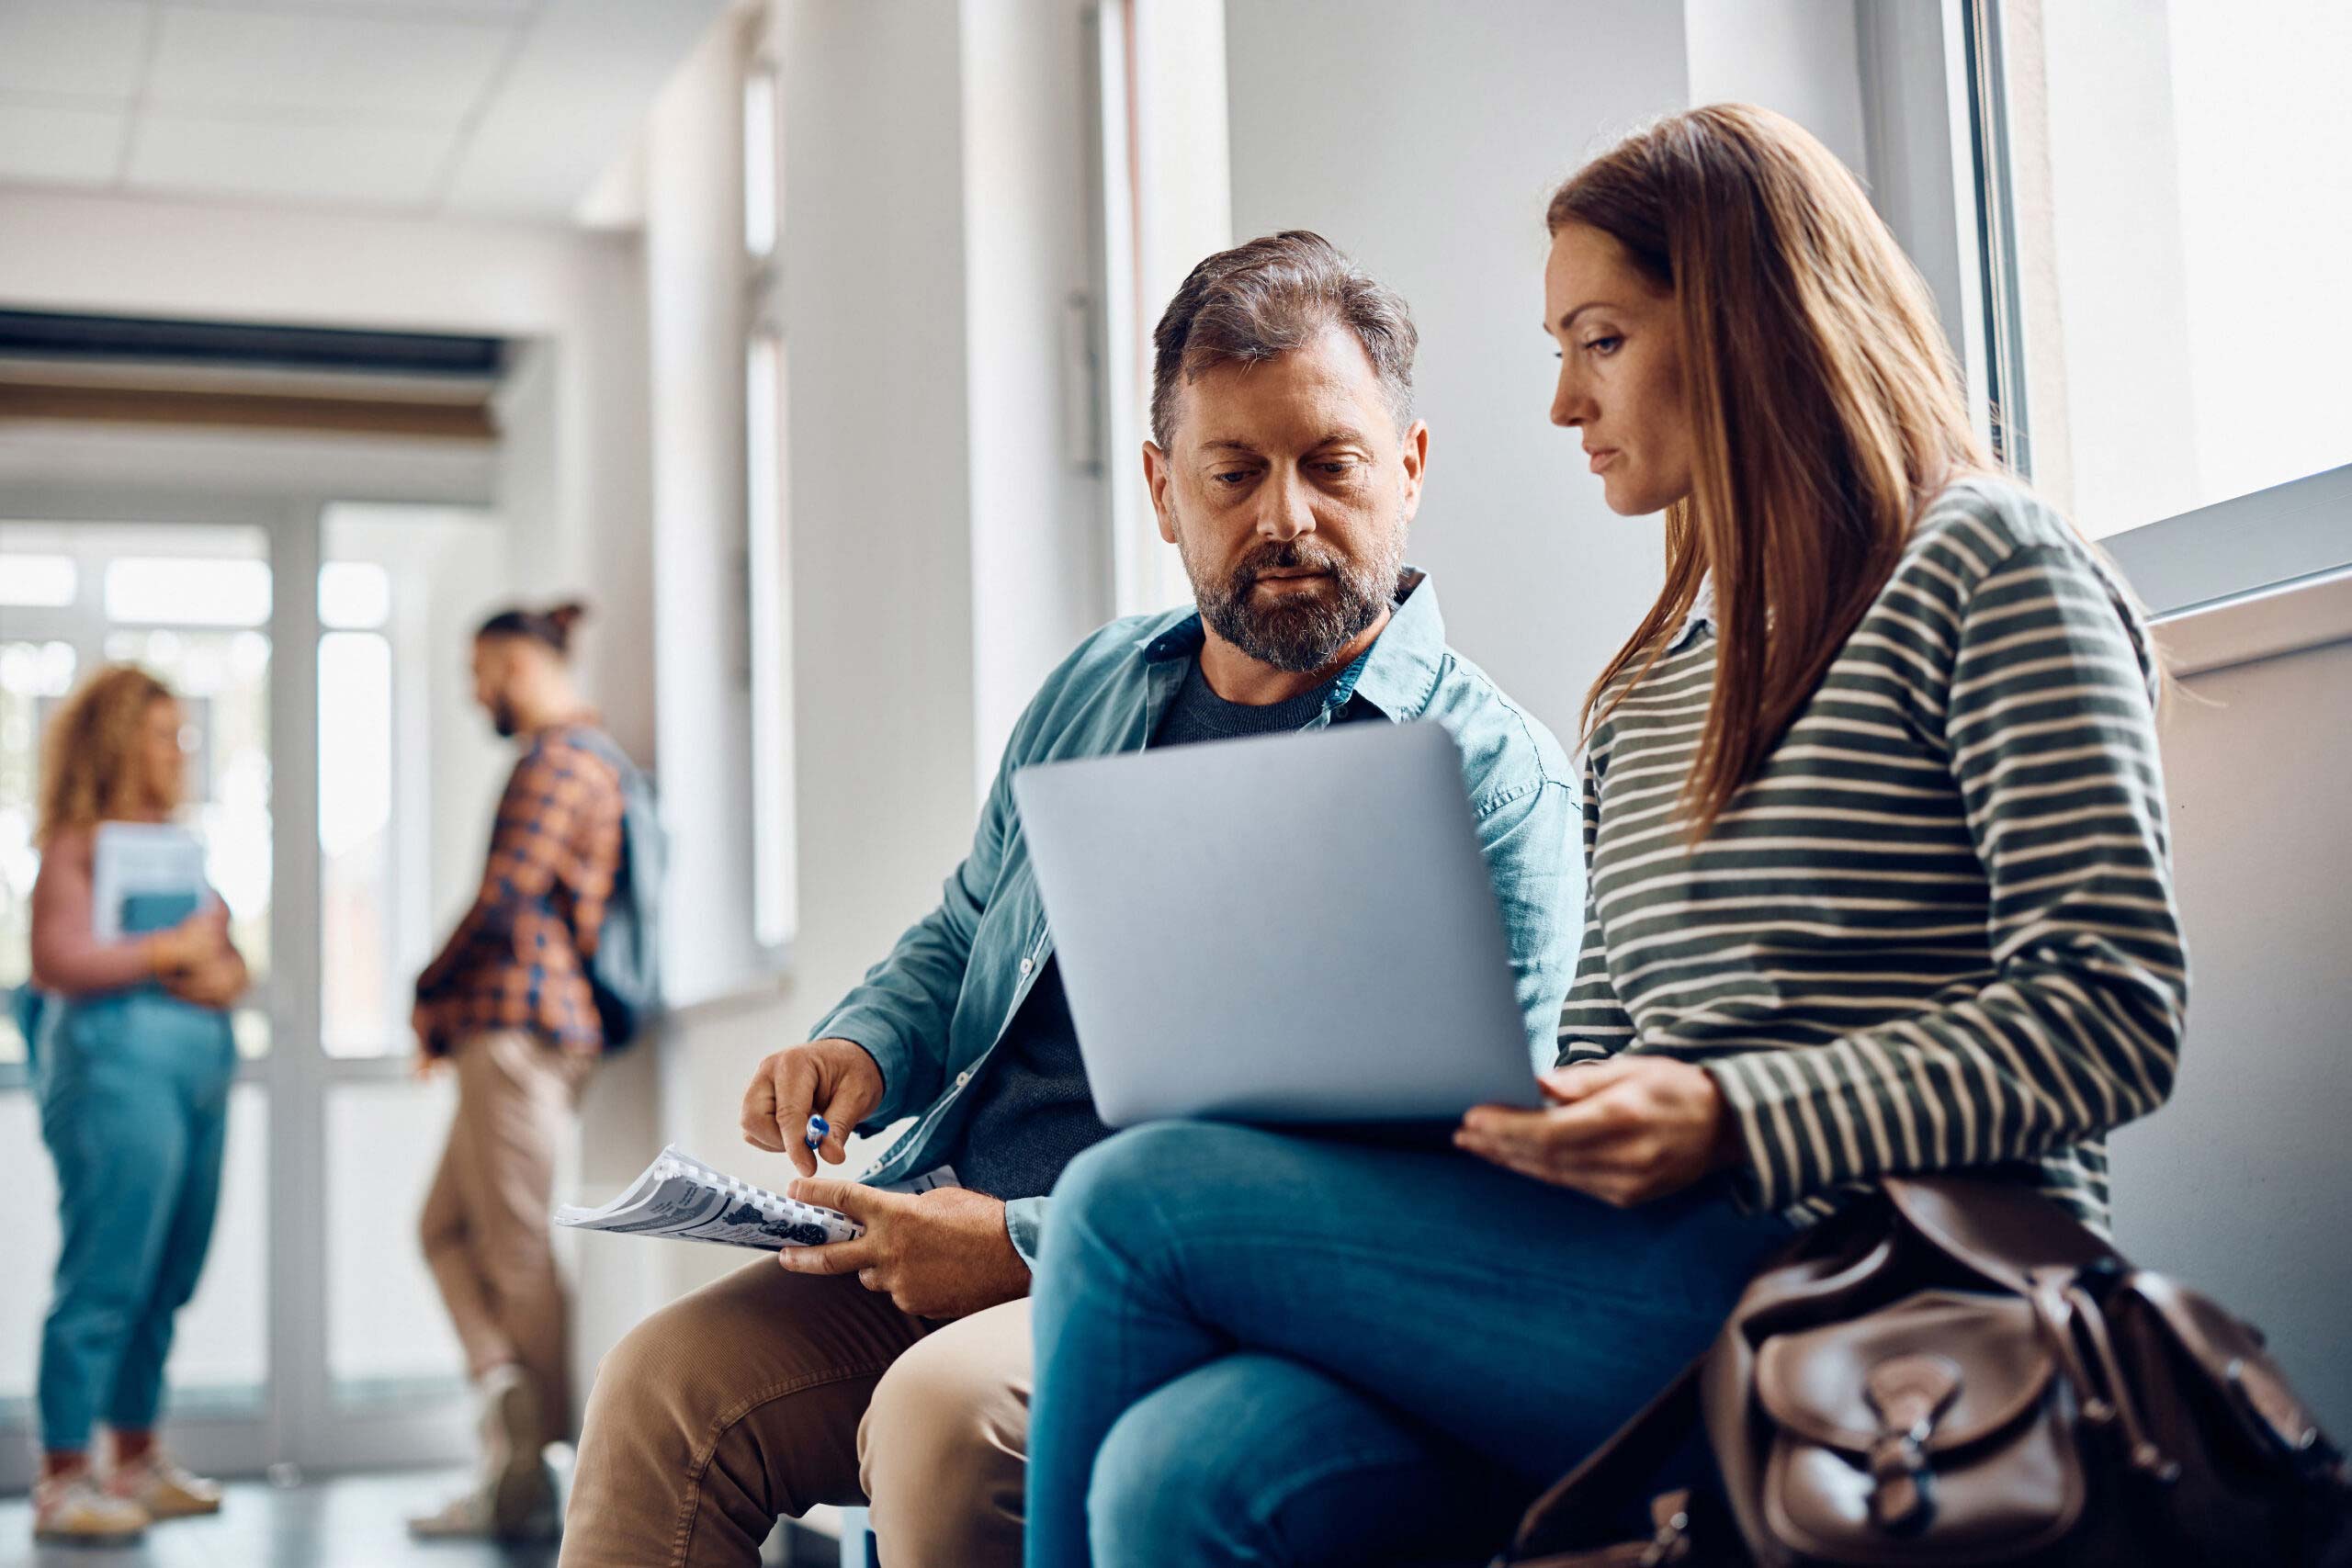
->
[561,1258,1032,1568]
[418,1029,593,1440]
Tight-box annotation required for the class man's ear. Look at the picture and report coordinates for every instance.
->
[1397,420,1430,525]
[1143,441,1179,544]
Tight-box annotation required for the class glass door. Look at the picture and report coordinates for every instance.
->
[0,503,483,1490]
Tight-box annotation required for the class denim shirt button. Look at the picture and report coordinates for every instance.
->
[956,1070,971,1087]
[1019,958,1034,976]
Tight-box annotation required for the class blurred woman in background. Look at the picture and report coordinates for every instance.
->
[26,664,244,1546]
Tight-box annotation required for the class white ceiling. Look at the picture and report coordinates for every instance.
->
[0,0,730,221]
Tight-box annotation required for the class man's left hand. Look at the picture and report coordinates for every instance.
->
[776,1179,1031,1320]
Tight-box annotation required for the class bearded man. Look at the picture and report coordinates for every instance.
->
[561,231,1578,1568]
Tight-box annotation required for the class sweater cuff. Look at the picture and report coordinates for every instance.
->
[1702,1054,1793,1212]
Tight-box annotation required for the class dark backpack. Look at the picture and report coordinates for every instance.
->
[563,728,666,1050]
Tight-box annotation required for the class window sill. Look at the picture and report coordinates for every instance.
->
[2152,565,2352,678]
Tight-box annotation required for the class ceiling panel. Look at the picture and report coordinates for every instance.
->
[146,6,516,125]
[167,0,535,14]
[126,113,456,209]
[446,0,729,219]
[0,0,151,98]
[0,103,128,185]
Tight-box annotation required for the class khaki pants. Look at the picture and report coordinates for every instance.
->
[561,1259,1031,1568]
[418,1029,593,1439]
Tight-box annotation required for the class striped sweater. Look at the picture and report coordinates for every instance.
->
[1555,476,2187,1233]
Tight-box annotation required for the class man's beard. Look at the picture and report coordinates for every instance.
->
[1186,531,1403,674]
[490,696,519,739]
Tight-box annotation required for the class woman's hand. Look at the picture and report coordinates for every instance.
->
[162,953,244,1010]
[1455,1055,1744,1207]
[146,904,230,975]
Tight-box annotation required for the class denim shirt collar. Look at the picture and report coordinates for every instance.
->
[1132,567,1445,724]
[1668,573,1716,652]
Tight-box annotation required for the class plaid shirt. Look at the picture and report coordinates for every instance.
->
[415,724,626,1055]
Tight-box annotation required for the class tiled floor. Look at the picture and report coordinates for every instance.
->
[0,1470,558,1568]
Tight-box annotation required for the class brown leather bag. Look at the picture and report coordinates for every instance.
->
[1496,1176,2352,1568]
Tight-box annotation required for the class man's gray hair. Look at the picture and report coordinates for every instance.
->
[1148,231,1419,449]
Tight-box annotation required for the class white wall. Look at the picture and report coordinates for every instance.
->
[641,12,763,1000]
[959,0,1115,786]
[1221,0,1690,756]
[2113,621,2352,1427]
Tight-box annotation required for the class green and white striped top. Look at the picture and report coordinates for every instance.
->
[1555,476,2187,1234]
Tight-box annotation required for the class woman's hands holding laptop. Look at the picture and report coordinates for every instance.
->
[1454,1055,1744,1207]
[741,1038,885,1178]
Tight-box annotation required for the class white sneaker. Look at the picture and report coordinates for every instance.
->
[33,1468,150,1543]
[477,1363,551,1534]
[405,1466,560,1543]
[110,1449,225,1519]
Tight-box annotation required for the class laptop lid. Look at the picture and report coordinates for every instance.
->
[1012,720,1541,1127]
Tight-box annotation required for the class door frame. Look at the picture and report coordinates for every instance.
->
[1,485,478,1490]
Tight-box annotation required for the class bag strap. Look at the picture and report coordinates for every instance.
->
[1506,1357,1707,1562]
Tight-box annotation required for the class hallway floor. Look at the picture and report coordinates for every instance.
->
[2,1470,554,1567]
[0,1470,842,1567]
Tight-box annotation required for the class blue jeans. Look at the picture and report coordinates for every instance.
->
[34,986,235,1451]
[1026,1122,1795,1568]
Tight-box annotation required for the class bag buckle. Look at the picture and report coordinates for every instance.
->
[1863,1355,1959,1535]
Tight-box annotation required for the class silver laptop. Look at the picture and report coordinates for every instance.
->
[1010,720,1543,1128]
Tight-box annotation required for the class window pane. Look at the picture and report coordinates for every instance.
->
[326,1079,466,1404]
[105,557,273,626]
[744,67,778,260]
[1997,0,2352,535]
[0,641,78,1065]
[320,631,399,1057]
[0,554,75,608]
[106,627,274,989]
[319,561,392,631]
[747,331,797,947]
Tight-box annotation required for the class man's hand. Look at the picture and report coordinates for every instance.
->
[741,1039,885,1178]
[775,1180,1031,1320]
[1454,1055,1743,1207]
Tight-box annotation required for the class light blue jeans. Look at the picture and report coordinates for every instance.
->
[1026,1122,1796,1568]
[34,982,234,1451]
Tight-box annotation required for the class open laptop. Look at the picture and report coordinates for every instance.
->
[1010,720,1544,1128]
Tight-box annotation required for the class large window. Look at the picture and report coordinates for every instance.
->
[1971,0,2352,536]
[743,53,797,953]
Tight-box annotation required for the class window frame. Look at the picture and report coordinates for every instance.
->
[1863,0,2352,631]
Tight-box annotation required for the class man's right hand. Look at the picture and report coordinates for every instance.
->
[741,1039,885,1178]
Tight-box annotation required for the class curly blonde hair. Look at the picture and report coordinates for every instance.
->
[36,663,178,848]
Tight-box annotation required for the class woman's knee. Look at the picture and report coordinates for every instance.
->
[1050,1122,1263,1244]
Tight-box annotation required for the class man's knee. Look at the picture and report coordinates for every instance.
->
[859,1303,1029,1568]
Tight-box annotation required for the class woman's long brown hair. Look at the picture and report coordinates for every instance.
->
[1551,104,1993,839]
[36,663,176,848]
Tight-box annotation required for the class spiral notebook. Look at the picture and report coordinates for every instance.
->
[554,1145,864,1251]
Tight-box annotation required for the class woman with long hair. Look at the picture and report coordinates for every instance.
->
[26,665,245,1545]
[1022,104,2186,1567]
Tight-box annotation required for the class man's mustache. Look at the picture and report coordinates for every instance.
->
[1233,541,1342,585]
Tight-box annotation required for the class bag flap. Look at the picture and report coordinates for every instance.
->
[1758,1291,2054,1455]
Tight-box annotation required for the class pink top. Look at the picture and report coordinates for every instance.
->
[28,823,189,997]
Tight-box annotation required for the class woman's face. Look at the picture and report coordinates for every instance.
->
[1544,221,1694,517]
[140,696,187,815]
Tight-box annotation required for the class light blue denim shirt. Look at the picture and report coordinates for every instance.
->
[812,570,1579,1263]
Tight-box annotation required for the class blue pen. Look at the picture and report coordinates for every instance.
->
[804,1113,831,1153]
